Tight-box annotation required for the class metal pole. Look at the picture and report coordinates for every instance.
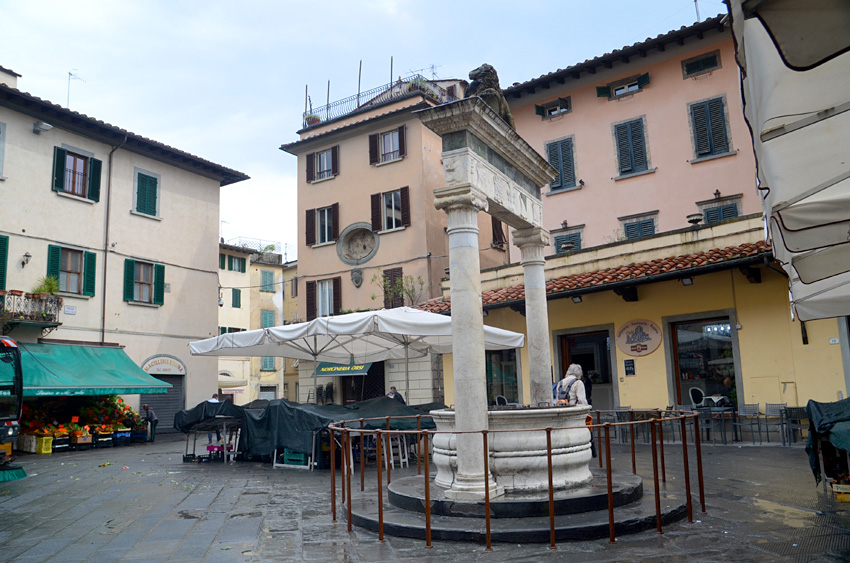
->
[629,410,636,474]
[376,429,385,542]
[596,411,603,469]
[659,411,667,483]
[360,419,365,491]
[385,417,392,485]
[546,428,556,550]
[605,423,616,544]
[330,427,337,523]
[416,415,422,475]
[694,415,706,513]
[340,429,346,504]
[423,431,432,549]
[345,430,352,532]
[680,417,693,523]
[651,420,663,535]
[482,431,492,551]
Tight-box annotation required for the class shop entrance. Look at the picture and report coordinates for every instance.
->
[671,317,735,406]
[559,331,614,410]
[342,361,385,404]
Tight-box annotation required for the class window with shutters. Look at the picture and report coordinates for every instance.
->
[52,146,101,202]
[372,187,410,233]
[0,235,8,290]
[133,168,160,217]
[261,270,274,292]
[317,279,333,317]
[682,51,721,78]
[261,309,275,370]
[553,232,582,254]
[623,218,656,240]
[290,277,298,298]
[317,206,334,243]
[123,258,164,305]
[383,267,404,308]
[546,137,576,191]
[219,253,226,270]
[535,97,571,120]
[232,288,241,308]
[369,126,406,165]
[689,97,731,160]
[46,245,96,296]
[227,255,246,272]
[597,73,650,99]
[704,204,739,224]
[306,146,339,183]
[613,118,651,177]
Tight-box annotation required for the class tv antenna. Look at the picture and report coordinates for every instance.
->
[409,64,441,80]
[67,69,85,108]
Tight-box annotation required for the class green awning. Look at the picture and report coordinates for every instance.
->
[316,361,372,376]
[19,343,172,397]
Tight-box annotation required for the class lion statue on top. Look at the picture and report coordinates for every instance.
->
[464,63,515,130]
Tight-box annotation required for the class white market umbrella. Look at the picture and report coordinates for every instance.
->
[729,0,850,321]
[190,307,525,403]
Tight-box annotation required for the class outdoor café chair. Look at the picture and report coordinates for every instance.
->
[731,403,762,445]
[696,406,722,446]
[764,402,787,446]
[614,406,632,444]
[689,387,706,408]
[784,406,809,444]
[660,405,679,443]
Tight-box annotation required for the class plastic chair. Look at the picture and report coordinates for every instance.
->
[495,395,508,406]
[661,405,679,442]
[695,407,722,446]
[784,406,809,444]
[764,403,787,446]
[614,406,632,444]
[689,387,705,408]
[731,403,762,445]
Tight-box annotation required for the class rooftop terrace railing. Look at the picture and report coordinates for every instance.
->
[303,74,459,129]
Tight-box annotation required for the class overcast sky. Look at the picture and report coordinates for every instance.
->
[1,0,727,261]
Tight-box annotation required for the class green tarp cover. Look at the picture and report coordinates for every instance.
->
[18,343,172,397]
[806,398,850,484]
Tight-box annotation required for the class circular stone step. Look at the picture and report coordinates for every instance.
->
[387,468,642,518]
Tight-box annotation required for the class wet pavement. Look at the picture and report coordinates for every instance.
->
[1,433,849,562]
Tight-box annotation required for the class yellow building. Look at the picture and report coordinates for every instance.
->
[217,243,253,403]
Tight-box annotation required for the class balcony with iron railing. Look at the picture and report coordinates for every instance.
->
[302,75,459,130]
[0,291,63,336]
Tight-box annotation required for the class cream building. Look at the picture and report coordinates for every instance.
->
[0,66,248,428]
[216,243,253,403]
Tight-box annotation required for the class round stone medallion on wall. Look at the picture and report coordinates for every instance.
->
[337,222,379,266]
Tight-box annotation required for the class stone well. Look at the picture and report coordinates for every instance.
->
[431,405,593,494]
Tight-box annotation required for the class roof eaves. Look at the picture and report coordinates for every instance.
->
[504,14,727,98]
[0,84,249,186]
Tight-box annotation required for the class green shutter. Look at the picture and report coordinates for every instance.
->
[52,147,67,191]
[147,176,158,215]
[547,142,562,189]
[227,255,234,271]
[637,73,650,88]
[137,173,158,215]
[123,259,135,301]
[640,218,655,237]
[240,257,246,273]
[232,288,241,308]
[220,326,227,335]
[153,264,165,305]
[615,124,632,173]
[596,86,611,97]
[535,104,545,117]
[554,233,581,253]
[560,139,575,188]
[87,158,102,202]
[261,270,274,292]
[707,98,728,153]
[136,174,147,213]
[630,120,647,172]
[262,356,275,371]
[219,253,225,269]
[0,235,7,290]
[692,102,711,155]
[261,310,274,328]
[83,252,96,296]
[46,245,61,279]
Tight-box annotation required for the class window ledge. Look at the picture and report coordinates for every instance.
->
[689,150,736,164]
[0,176,6,182]
[310,174,336,185]
[376,157,403,167]
[56,191,95,204]
[311,241,336,249]
[57,292,91,300]
[130,209,162,221]
[613,168,656,182]
[126,300,161,308]
[546,185,581,196]
[379,226,406,235]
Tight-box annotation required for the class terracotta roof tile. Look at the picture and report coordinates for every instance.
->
[418,241,771,315]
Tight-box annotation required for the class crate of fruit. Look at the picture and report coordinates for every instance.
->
[35,436,53,454]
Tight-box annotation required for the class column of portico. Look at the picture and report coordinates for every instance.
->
[513,227,554,408]
[434,184,503,500]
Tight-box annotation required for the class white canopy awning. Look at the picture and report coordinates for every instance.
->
[730,0,850,321]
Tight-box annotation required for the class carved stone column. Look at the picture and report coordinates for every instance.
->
[434,184,503,500]
[513,227,554,407]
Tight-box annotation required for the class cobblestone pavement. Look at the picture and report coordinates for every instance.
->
[1,433,849,562]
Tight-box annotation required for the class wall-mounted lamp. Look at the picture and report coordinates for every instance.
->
[680,277,694,286]
[579,179,585,187]
[561,219,569,229]
[21,252,32,268]
[571,295,583,303]
[218,286,224,307]
[32,122,53,135]
[713,189,721,199]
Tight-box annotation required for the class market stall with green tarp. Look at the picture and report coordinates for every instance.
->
[18,342,172,397]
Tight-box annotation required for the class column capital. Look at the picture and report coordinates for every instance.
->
[434,184,489,214]
[512,226,551,249]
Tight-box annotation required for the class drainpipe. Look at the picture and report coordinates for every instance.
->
[101,134,128,344]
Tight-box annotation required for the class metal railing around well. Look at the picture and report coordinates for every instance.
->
[327,409,705,550]
[303,74,458,129]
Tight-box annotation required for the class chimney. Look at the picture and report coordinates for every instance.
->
[0,65,21,89]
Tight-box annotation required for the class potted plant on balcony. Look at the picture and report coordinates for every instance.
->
[32,276,60,299]
[305,113,321,126]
